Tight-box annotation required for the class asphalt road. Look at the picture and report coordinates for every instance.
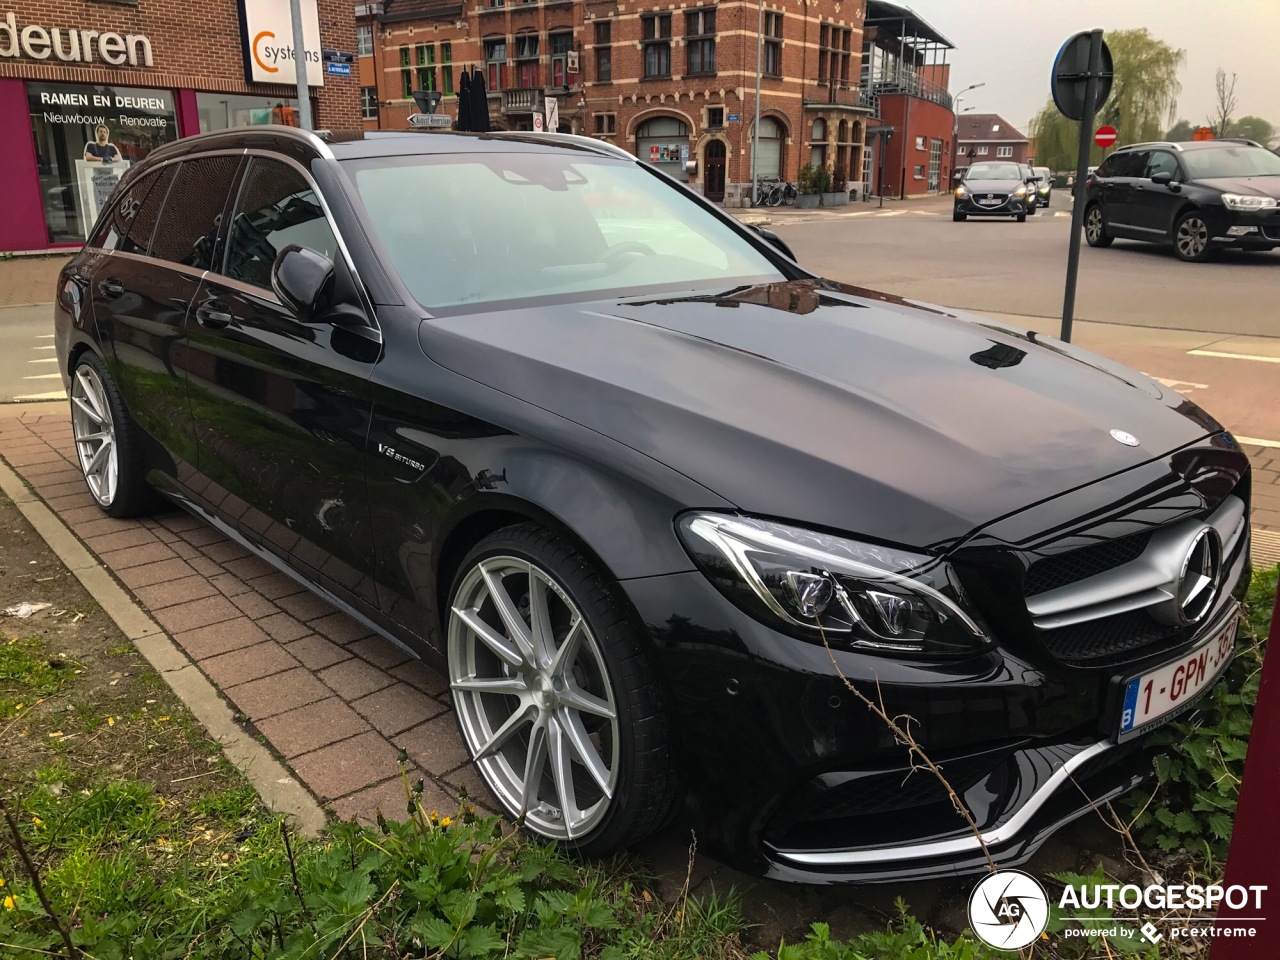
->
[772,198,1280,337]
[0,304,64,403]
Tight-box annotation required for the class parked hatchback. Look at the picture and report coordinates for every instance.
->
[57,127,1251,883]
[1084,139,1280,261]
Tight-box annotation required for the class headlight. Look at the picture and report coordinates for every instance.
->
[1222,193,1278,211]
[1038,184,1050,193]
[955,185,967,198]
[677,513,990,657]
[1013,185,1028,197]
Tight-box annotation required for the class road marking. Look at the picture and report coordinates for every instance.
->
[26,357,57,364]
[1236,436,1280,449]
[1188,349,1280,364]
[1054,211,1072,218]
[34,345,55,351]
[1150,375,1208,391]
[36,334,54,339]
[23,373,63,380]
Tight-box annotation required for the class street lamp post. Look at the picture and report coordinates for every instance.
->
[950,81,984,182]
[750,0,763,205]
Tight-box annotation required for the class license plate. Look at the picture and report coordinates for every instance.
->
[1117,612,1238,740]
[979,198,1001,206]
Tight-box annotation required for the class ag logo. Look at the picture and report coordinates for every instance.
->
[967,870,1049,950]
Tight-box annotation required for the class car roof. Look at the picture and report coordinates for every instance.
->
[1115,138,1264,154]
[137,125,635,168]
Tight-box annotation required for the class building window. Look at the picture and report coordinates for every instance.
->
[913,164,924,179]
[400,46,411,99]
[685,9,715,76]
[485,38,508,91]
[636,116,690,181]
[594,113,616,135]
[594,21,611,83]
[442,42,453,95]
[515,34,539,89]
[763,12,783,77]
[818,23,852,86]
[975,145,989,156]
[996,145,1013,158]
[486,0,504,7]
[642,13,672,78]
[810,118,827,169]
[915,135,925,150]
[707,106,724,128]
[360,86,378,120]
[550,32,573,88]
[356,24,373,57]
[417,44,437,93]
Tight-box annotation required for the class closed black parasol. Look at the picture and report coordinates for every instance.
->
[468,66,490,133]
[455,68,472,132]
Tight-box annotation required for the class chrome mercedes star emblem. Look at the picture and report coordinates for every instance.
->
[1110,428,1140,447]
[1176,528,1222,624]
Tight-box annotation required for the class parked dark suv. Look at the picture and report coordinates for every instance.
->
[56,127,1251,883]
[1084,139,1280,261]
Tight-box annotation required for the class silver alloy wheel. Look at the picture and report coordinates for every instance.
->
[449,556,620,840]
[71,364,118,507]
[1085,207,1104,242]
[1177,216,1209,259]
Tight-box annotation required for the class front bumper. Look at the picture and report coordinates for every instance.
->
[1205,206,1280,248]
[955,195,1030,216]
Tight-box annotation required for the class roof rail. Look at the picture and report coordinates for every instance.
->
[1117,141,1184,152]
[1213,137,1263,148]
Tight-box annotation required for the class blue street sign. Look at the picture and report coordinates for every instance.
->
[326,62,352,77]
[727,114,740,122]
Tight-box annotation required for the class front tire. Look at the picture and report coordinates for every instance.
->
[953,210,967,222]
[1084,204,1113,247]
[446,523,674,856]
[1016,212,1027,223]
[70,353,157,518]
[1173,211,1217,262]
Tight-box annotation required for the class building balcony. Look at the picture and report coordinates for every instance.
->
[502,87,544,114]
[803,82,878,115]
[868,70,953,110]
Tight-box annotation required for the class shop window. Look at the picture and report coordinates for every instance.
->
[150,156,241,270]
[196,93,301,133]
[754,116,784,180]
[361,87,379,121]
[595,21,611,83]
[27,81,178,244]
[224,159,338,290]
[636,116,689,181]
[763,13,783,77]
[357,25,373,57]
[642,14,672,78]
[685,9,715,76]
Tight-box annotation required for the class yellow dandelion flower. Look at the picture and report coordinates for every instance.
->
[3,895,15,910]
[13,704,22,712]
[0,877,5,887]
[31,817,42,827]
[107,717,115,726]
[440,817,453,827]
[49,731,62,738]
[158,716,170,722]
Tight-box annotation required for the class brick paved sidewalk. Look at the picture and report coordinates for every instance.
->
[0,408,488,825]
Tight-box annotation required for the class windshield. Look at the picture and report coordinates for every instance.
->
[1181,145,1280,180]
[344,151,781,310]
[1034,167,1051,178]
[964,163,1021,181]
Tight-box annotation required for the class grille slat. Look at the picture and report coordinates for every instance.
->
[1023,531,1153,597]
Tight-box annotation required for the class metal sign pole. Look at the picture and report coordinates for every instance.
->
[751,0,763,206]
[1060,29,1103,343]
[290,0,314,130]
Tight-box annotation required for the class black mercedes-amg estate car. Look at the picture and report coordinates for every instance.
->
[56,127,1251,883]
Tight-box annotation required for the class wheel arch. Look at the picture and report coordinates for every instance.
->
[1169,202,1203,240]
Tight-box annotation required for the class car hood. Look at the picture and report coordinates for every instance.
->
[1192,175,1280,199]
[961,179,1025,194]
[419,279,1219,550]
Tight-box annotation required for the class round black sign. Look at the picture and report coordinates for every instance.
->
[1051,32,1114,121]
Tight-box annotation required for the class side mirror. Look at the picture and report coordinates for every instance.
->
[271,245,335,322]
[751,225,797,262]
[1150,171,1174,186]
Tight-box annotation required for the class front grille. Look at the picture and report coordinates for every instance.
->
[798,755,996,822]
[1042,610,1183,667]
[974,194,1008,206]
[1024,531,1152,596]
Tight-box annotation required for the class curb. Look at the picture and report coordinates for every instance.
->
[0,449,328,836]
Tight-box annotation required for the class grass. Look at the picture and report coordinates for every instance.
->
[0,636,79,719]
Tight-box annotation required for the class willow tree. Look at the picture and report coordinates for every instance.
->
[1029,29,1185,171]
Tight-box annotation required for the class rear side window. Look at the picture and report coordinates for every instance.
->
[92,165,177,254]
[223,158,339,290]
[1099,151,1148,179]
[150,155,242,270]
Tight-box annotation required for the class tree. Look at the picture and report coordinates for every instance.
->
[1028,29,1185,171]
[1228,115,1276,147]
[1165,119,1194,141]
[1208,68,1239,137]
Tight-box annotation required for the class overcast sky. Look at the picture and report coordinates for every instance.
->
[899,0,1280,136]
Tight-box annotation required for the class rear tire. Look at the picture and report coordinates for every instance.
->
[446,523,675,857]
[1084,204,1113,247]
[70,352,158,518]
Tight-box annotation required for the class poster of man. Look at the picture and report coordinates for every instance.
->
[82,125,122,163]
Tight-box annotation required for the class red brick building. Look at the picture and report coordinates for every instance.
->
[955,112,1031,172]
[1,0,360,252]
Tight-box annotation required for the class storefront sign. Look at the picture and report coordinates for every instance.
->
[238,0,324,87]
[0,12,153,66]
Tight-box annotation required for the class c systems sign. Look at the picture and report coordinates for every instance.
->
[238,0,324,87]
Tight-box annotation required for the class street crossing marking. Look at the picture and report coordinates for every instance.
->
[26,357,57,364]
[1236,436,1280,449]
[23,373,63,380]
[1188,349,1280,364]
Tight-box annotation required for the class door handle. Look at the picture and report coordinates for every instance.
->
[1136,185,1146,191]
[195,304,233,329]
[98,277,124,298]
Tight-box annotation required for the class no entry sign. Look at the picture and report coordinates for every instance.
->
[1094,125,1117,148]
